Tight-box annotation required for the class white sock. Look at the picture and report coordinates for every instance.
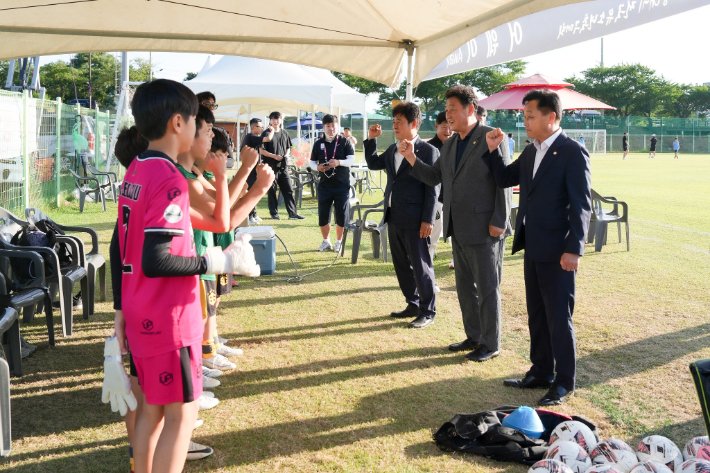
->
[324,238,331,243]
[336,239,342,244]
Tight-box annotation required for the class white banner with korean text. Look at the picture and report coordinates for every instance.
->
[424,0,710,81]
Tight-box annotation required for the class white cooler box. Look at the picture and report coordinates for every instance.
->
[235,226,276,275]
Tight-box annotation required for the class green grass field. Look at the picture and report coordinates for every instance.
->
[2,152,709,472]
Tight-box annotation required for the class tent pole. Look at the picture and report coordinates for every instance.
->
[362,112,367,165]
[235,113,241,162]
[405,44,415,102]
[297,109,301,165]
[311,105,316,151]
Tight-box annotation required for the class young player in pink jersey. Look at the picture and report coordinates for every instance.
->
[104,79,273,473]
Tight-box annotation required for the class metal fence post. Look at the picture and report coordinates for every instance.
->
[95,105,101,169]
[105,111,110,171]
[22,90,30,210]
[56,97,62,207]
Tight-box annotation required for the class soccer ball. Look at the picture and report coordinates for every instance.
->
[545,440,593,473]
[530,459,576,473]
[591,439,639,473]
[637,436,683,471]
[685,438,710,461]
[678,459,710,473]
[628,461,674,473]
[697,447,710,462]
[550,421,599,454]
[585,464,625,473]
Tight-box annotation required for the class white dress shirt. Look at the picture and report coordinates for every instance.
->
[389,135,418,207]
[524,128,563,224]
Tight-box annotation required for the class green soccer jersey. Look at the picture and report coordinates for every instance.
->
[176,164,215,281]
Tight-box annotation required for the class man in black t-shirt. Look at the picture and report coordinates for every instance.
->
[242,117,274,223]
[649,134,657,159]
[622,132,629,160]
[260,111,304,219]
[310,114,355,253]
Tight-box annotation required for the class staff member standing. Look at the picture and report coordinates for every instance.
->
[261,111,305,220]
[481,89,592,406]
[310,114,355,253]
[400,86,512,361]
[365,102,439,329]
[243,118,274,224]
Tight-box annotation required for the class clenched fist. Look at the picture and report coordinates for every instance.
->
[486,128,506,153]
[368,124,382,140]
[204,151,227,177]
[240,146,259,171]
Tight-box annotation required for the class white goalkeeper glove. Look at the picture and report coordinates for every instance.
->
[101,336,137,416]
[204,233,260,277]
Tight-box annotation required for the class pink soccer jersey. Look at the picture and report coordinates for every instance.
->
[117,151,203,358]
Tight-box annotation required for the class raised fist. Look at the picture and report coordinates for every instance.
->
[486,128,506,153]
[240,146,259,170]
[368,124,382,140]
[204,151,227,177]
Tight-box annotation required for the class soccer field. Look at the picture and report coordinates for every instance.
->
[3,153,709,472]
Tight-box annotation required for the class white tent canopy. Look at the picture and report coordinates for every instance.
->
[183,55,366,119]
[0,0,588,90]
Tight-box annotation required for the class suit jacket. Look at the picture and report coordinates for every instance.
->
[481,131,592,262]
[409,124,512,246]
[363,136,439,232]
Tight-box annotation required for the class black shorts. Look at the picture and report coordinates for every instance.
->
[216,273,232,296]
[650,147,656,152]
[129,352,137,377]
[199,279,218,318]
[317,182,349,227]
[623,145,628,151]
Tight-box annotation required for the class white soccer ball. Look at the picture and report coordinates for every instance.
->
[550,421,599,454]
[530,459,576,473]
[585,464,625,473]
[637,436,683,472]
[591,439,639,473]
[678,459,710,473]
[684,438,710,461]
[545,440,593,473]
[628,461,674,473]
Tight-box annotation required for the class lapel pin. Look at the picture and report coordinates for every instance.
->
[473,141,477,145]
[553,151,557,155]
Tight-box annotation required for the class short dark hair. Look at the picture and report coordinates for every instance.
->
[343,127,351,131]
[322,114,338,125]
[477,105,487,116]
[195,104,215,137]
[624,132,627,135]
[269,111,282,120]
[131,79,198,141]
[445,85,479,109]
[115,125,148,168]
[196,91,216,103]
[508,133,513,138]
[211,127,230,153]
[391,101,422,128]
[522,89,562,122]
[249,118,262,127]
[435,111,447,125]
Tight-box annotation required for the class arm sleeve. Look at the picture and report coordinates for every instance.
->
[421,147,440,225]
[564,146,592,256]
[142,233,209,278]
[110,222,122,310]
[480,147,521,188]
[409,153,443,187]
[363,138,387,171]
[340,140,355,167]
[490,142,513,230]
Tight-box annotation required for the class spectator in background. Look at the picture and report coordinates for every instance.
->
[649,134,657,158]
[525,139,531,145]
[622,132,629,160]
[477,105,488,125]
[508,133,515,158]
[197,91,217,111]
[343,127,358,148]
[579,135,585,148]
[673,137,680,159]
[242,118,274,224]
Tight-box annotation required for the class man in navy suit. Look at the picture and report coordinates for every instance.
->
[364,102,439,329]
[481,89,591,405]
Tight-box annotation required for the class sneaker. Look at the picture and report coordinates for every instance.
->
[317,240,333,252]
[201,390,216,399]
[333,240,342,253]
[202,366,222,378]
[194,418,204,430]
[254,215,263,223]
[434,285,440,293]
[449,260,455,269]
[202,353,236,370]
[288,214,306,220]
[216,344,243,357]
[52,293,83,311]
[270,214,280,220]
[216,336,229,344]
[231,280,239,288]
[186,441,214,461]
[198,394,219,411]
[202,376,221,389]
[248,217,257,225]
[20,336,37,358]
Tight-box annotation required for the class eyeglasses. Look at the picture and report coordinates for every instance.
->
[201,101,218,110]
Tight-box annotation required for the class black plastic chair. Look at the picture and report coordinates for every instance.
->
[340,196,385,264]
[361,206,388,263]
[88,164,121,203]
[26,208,104,316]
[0,270,21,377]
[69,169,106,212]
[590,189,630,252]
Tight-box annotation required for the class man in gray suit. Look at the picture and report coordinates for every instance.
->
[400,85,512,362]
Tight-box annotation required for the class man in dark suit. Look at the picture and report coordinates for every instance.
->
[364,102,439,329]
[400,86,512,362]
[481,89,592,405]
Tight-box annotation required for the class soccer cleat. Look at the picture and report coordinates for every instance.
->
[186,441,214,461]
[216,344,243,357]
[194,418,204,429]
[202,353,236,370]
[202,376,220,389]
[202,366,222,378]
[317,240,333,252]
[198,393,219,411]
[333,240,342,253]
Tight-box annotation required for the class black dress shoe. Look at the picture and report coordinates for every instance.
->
[390,305,418,318]
[538,383,574,406]
[448,338,479,352]
[288,214,306,220]
[409,315,434,328]
[465,346,499,362]
[503,374,553,389]
[270,214,280,220]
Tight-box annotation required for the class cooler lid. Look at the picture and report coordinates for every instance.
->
[235,225,275,239]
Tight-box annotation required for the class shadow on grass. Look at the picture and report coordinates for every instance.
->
[2,437,126,473]
[218,285,400,308]
[222,314,394,339]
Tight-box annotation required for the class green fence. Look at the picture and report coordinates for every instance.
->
[0,89,115,215]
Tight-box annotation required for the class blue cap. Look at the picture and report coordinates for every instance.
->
[502,406,545,439]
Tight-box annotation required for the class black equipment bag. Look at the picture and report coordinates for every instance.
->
[433,405,599,465]
[690,359,710,436]
[10,221,73,280]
